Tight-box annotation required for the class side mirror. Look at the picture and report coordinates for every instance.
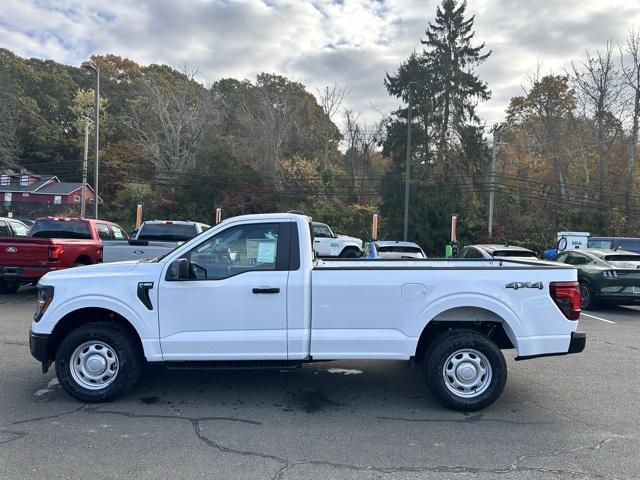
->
[166,257,190,281]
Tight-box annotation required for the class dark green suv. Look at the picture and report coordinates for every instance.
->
[555,249,640,309]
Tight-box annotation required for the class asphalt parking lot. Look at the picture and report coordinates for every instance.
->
[1,287,639,480]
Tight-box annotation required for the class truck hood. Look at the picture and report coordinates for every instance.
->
[40,261,141,283]
[336,234,363,246]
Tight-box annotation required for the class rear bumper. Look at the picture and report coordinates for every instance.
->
[515,331,586,361]
[1,265,55,283]
[0,266,23,281]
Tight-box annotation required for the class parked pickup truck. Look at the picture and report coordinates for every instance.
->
[29,213,585,411]
[0,217,127,293]
[312,221,363,257]
[102,220,210,263]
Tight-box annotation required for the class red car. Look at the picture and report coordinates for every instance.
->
[0,217,129,293]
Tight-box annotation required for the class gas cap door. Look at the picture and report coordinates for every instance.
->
[402,283,429,301]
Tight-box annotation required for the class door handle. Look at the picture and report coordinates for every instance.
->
[314,239,320,242]
[252,287,280,294]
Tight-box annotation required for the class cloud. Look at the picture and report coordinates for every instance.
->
[2,0,640,128]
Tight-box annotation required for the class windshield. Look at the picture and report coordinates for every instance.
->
[603,255,640,268]
[493,250,538,259]
[31,219,91,239]
[137,223,198,242]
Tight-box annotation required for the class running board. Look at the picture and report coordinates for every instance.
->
[164,360,303,371]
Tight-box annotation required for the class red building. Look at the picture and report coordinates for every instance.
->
[0,170,98,216]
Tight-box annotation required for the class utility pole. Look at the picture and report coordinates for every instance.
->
[488,124,504,239]
[80,116,91,218]
[82,62,100,219]
[403,82,416,241]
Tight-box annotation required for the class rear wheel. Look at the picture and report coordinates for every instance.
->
[579,282,596,310]
[55,323,143,403]
[339,247,361,258]
[0,279,19,294]
[424,330,506,411]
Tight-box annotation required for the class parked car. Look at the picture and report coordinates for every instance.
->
[312,222,363,258]
[0,217,31,237]
[15,217,34,228]
[0,217,128,293]
[461,244,540,260]
[554,248,640,309]
[365,240,427,259]
[102,220,210,263]
[588,236,640,254]
[30,212,585,411]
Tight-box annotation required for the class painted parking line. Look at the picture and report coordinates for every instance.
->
[581,313,616,324]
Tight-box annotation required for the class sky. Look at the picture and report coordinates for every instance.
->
[2,0,640,129]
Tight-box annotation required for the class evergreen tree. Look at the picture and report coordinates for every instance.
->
[422,0,491,162]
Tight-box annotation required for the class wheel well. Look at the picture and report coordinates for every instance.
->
[339,246,361,256]
[414,308,515,362]
[74,255,92,265]
[48,307,143,361]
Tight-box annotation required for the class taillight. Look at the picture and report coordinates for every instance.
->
[48,245,64,262]
[550,281,581,320]
[97,245,103,262]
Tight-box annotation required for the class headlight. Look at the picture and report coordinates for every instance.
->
[34,285,54,322]
[602,270,618,279]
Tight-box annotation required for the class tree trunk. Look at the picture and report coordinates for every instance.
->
[626,88,640,213]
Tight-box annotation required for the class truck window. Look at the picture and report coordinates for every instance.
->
[138,223,198,242]
[588,238,612,249]
[616,239,640,252]
[0,220,9,236]
[95,223,113,240]
[189,223,280,280]
[312,224,333,238]
[31,220,92,239]
[9,221,29,236]
[110,225,127,240]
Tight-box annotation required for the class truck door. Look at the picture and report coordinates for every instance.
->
[158,221,292,360]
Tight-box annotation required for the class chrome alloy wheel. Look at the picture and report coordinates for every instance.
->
[69,341,119,390]
[442,349,492,398]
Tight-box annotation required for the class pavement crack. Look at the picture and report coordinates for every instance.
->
[0,429,28,445]
[6,404,87,427]
[377,414,545,426]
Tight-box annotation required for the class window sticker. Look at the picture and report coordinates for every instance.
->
[257,240,277,263]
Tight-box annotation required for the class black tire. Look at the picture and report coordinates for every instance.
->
[424,330,507,411]
[0,280,19,294]
[55,323,143,403]
[339,247,361,258]
[579,282,596,310]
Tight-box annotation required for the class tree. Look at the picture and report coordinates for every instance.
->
[316,83,349,170]
[571,42,623,201]
[0,67,18,167]
[123,67,217,178]
[621,29,640,212]
[238,74,308,182]
[421,0,491,162]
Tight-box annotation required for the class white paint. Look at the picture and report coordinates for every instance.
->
[581,313,616,324]
[34,389,49,396]
[327,368,363,375]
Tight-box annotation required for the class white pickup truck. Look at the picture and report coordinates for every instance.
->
[29,213,585,411]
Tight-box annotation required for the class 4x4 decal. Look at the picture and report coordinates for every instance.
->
[506,281,544,290]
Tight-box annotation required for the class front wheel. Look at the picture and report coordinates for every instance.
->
[55,323,143,403]
[424,330,507,411]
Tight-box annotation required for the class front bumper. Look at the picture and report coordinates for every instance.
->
[515,331,586,361]
[29,329,52,370]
